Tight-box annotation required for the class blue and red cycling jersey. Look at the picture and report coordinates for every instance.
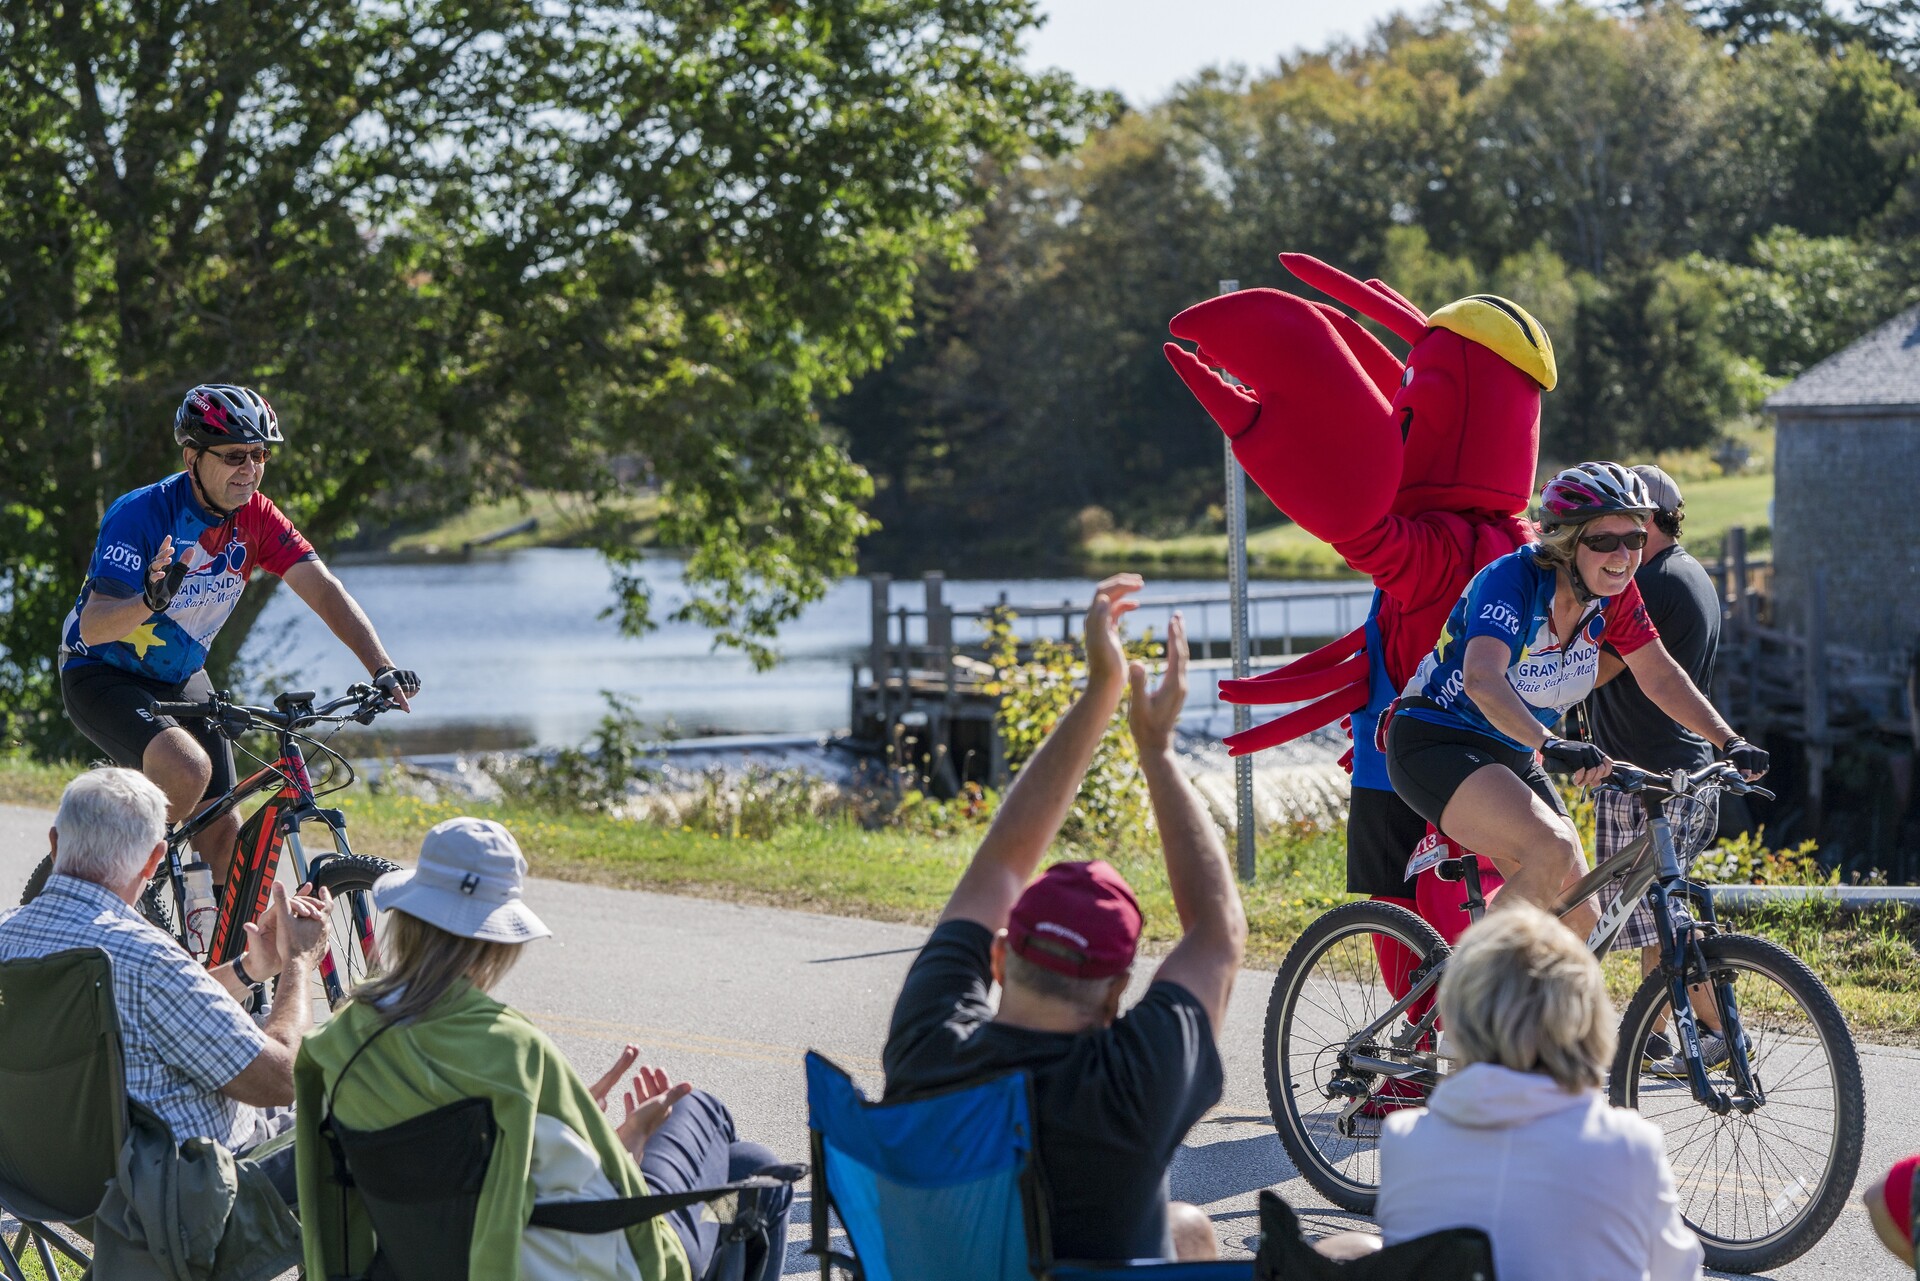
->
[60,472,316,685]
[1398,547,1659,751]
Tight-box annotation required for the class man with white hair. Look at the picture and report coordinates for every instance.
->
[0,767,329,1196]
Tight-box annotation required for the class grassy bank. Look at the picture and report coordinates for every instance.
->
[1082,471,1774,572]
[3,757,1912,1043]
[380,488,660,555]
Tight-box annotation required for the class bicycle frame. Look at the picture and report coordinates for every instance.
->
[1327,777,1761,1128]
[157,720,378,1006]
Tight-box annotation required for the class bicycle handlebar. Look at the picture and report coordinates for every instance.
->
[1597,758,1775,803]
[151,684,399,735]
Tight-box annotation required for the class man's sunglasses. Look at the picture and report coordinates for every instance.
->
[205,446,272,467]
[1579,530,1648,553]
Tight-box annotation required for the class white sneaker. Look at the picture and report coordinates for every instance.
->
[1648,1030,1741,1079]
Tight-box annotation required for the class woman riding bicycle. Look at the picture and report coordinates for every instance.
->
[1383,462,1768,938]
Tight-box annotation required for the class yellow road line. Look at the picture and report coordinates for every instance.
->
[525,1008,884,1074]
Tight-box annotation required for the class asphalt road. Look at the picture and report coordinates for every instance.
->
[2,802,1912,1277]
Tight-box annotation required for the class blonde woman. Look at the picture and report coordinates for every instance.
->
[294,817,790,1281]
[1375,906,1702,1280]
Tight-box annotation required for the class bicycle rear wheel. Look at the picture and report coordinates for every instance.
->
[1610,933,1864,1273]
[1263,901,1450,1211]
[18,853,53,906]
[22,850,179,939]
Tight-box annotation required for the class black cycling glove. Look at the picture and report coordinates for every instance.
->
[1540,737,1606,775]
[143,561,188,613]
[1722,735,1769,775]
[374,665,421,699]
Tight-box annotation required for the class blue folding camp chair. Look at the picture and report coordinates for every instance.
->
[804,1051,1253,1281]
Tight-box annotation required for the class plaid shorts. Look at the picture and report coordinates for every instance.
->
[1591,787,1710,951]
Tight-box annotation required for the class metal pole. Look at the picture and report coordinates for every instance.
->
[1218,278,1257,881]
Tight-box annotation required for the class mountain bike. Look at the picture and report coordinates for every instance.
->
[22,683,404,1009]
[1262,759,1864,1273]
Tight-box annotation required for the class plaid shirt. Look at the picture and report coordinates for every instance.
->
[0,873,269,1149]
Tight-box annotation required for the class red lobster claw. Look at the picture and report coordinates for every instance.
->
[1163,343,1259,440]
[1167,288,1403,545]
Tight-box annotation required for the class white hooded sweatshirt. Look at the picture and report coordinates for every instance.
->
[1377,1062,1703,1281]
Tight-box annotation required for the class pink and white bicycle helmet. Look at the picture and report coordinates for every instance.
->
[1537,462,1655,529]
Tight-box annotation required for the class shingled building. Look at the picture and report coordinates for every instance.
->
[1764,305,1920,661]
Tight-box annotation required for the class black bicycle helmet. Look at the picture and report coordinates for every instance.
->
[173,384,283,450]
[1537,461,1656,529]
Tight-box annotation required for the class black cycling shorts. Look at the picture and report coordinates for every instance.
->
[1345,785,1432,897]
[1384,711,1566,835]
[61,662,234,802]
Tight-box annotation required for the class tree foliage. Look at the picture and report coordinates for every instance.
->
[834,0,1920,558]
[0,0,1101,752]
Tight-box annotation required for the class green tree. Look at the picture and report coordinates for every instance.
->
[0,0,1096,753]
[1697,227,1915,376]
[1552,260,1748,460]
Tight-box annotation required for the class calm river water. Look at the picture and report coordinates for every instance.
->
[247,549,1370,749]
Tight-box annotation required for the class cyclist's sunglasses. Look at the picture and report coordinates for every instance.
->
[1579,530,1648,553]
[204,446,272,467]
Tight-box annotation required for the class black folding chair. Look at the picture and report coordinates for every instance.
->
[1250,1191,1495,1281]
[0,949,123,1280]
[315,1091,803,1281]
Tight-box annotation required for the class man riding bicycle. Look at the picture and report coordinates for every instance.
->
[59,383,420,890]
[1383,462,1767,938]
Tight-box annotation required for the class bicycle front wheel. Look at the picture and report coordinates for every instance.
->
[304,852,399,1011]
[1610,933,1864,1273]
[1264,901,1450,1211]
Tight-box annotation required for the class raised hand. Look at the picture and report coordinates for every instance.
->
[1127,612,1189,756]
[615,1065,695,1158]
[143,535,184,612]
[1085,574,1142,699]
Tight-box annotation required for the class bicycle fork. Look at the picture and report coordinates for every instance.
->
[1649,881,1764,1114]
[283,819,379,1008]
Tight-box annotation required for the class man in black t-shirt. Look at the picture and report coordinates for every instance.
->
[883,575,1247,1265]
[1588,465,1727,1070]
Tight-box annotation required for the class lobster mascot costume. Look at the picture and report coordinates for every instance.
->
[1164,253,1557,982]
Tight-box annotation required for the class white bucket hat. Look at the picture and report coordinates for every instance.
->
[373,817,552,944]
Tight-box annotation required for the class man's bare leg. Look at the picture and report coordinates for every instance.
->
[1641,943,1722,1036]
[191,805,241,887]
[1315,1232,1384,1260]
[1168,1202,1218,1261]
[141,729,233,882]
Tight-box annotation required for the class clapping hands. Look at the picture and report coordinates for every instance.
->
[1127,612,1189,756]
[241,880,332,975]
[1085,574,1143,700]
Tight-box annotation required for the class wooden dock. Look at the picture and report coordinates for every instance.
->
[1711,527,1917,877]
[849,573,1374,794]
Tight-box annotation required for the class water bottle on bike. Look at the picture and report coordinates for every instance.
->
[181,860,219,960]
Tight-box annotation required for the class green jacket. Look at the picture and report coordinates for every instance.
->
[294,983,691,1281]
[89,1098,301,1281]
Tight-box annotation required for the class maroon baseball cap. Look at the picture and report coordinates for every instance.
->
[1007,860,1142,979]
